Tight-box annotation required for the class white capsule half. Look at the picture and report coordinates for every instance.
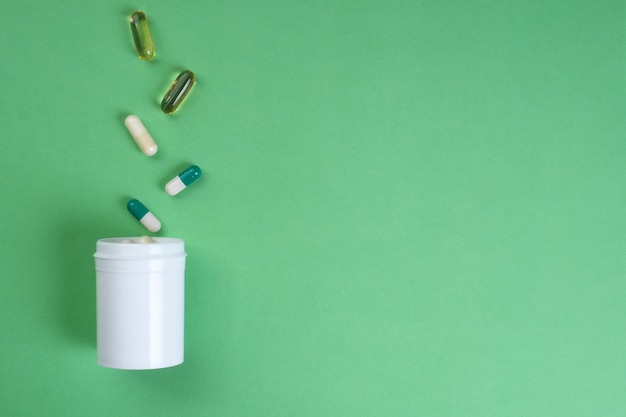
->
[124,114,158,156]
[139,212,161,232]
[165,176,186,196]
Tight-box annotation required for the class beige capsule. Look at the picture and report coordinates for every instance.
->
[124,115,158,156]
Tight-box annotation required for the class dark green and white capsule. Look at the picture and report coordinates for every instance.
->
[161,70,195,114]
[129,11,155,60]
[165,165,202,195]
[127,199,161,232]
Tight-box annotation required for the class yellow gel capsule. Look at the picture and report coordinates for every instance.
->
[129,11,155,60]
[161,70,195,114]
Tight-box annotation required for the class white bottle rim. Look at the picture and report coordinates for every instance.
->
[94,237,186,259]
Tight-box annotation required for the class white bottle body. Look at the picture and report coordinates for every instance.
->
[94,238,186,370]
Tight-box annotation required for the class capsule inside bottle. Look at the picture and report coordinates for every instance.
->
[130,11,155,61]
[161,70,195,114]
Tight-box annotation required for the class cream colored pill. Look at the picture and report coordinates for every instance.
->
[124,114,158,156]
[137,235,155,243]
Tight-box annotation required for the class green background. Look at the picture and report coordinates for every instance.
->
[1,0,625,415]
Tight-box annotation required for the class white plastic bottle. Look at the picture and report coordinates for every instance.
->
[94,237,186,370]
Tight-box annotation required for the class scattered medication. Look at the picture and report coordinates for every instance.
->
[127,199,161,232]
[124,115,158,156]
[165,165,202,195]
[129,11,155,60]
[122,236,154,243]
[137,235,155,243]
[161,70,195,114]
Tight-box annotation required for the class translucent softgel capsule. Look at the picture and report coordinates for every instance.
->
[127,199,161,232]
[165,165,202,195]
[161,70,195,114]
[130,11,155,60]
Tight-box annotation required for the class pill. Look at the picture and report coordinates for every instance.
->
[129,11,155,60]
[165,165,202,195]
[161,70,195,114]
[127,199,161,232]
[122,236,154,243]
[124,115,158,156]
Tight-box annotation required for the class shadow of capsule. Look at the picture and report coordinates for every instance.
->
[125,251,234,403]
[54,212,129,347]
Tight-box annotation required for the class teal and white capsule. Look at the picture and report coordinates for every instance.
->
[127,199,161,232]
[165,165,202,195]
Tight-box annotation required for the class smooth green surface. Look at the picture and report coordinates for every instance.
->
[1,1,625,416]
